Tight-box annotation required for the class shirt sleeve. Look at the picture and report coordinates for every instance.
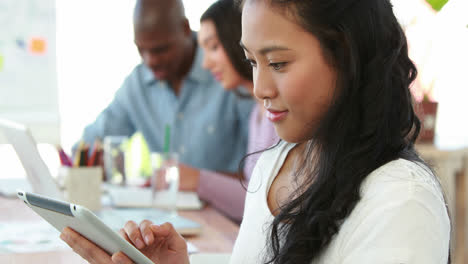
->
[197,169,248,223]
[340,177,450,264]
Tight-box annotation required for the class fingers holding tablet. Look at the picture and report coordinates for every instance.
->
[111,251,135,264]
[61,227,114,264]
[18,191,154,264]
[124,221,146,249]
[139,220,155,246]
[119,220,190,264]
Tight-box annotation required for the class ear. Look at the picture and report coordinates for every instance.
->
[182,18,191,36]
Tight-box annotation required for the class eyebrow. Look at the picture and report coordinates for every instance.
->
[239,41,291,55]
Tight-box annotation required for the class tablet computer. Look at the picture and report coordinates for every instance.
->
[17,190,154,264]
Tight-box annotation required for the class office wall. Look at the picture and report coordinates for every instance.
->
[0,0,59,144]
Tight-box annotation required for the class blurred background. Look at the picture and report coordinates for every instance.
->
[0,0,467,176]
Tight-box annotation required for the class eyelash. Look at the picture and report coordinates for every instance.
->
[269,62,286,71]
[210,43,219,51]
[244,58,287,72]
[244,58,257,68]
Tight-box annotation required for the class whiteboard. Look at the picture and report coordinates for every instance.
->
[0,0,59,144]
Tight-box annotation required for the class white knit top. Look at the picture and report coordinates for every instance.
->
[229,141,450,264]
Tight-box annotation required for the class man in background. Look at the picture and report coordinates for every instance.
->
[78,0,253,186]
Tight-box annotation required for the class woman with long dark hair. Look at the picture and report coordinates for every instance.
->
[61,0,451,263]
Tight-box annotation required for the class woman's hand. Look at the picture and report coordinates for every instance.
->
[61,227,115,264]
[60,220,190,264]
[178,164,200,191]
[116,220,190,264]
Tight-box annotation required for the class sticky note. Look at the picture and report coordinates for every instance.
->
[29,37,47,55]
[0,54,3,71]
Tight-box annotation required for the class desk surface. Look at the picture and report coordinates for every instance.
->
[0,197,239,264]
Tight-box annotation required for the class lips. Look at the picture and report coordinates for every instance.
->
[151,67,167,78]
[266,109,288,122]
[212,71,222,81]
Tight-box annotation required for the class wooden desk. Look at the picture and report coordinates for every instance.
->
[0,197,239,264]
[416,144,468,264]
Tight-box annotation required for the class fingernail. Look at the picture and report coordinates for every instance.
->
[144,235,152,245]
[136,238,144,249]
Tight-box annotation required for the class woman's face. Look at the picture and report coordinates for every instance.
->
[198,20,244,90]
[241,0,337,143]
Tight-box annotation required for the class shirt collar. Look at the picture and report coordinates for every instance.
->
[142,32,212,86]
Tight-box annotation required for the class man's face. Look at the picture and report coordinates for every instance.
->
[134,29,187,80]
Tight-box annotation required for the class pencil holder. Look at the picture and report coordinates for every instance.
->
[59,166,103,211]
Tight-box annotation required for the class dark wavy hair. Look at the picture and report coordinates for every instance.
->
[237,0,450,263]
[200,0,252,82]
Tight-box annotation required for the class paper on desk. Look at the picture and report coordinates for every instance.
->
[106,186,204,210]
[0,221,198,254]
[0,222,68,253]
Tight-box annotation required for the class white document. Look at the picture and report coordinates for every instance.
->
[0,221,68,253]
[0,221,198,254]
[106,186,204,210]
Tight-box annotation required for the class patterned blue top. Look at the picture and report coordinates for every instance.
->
[81,43,254,173]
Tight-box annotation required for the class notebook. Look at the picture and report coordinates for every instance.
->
[0,118,63,199]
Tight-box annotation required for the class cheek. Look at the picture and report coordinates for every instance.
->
[281,69,333,122]
[168,48,183,66]
[215,49,230,69]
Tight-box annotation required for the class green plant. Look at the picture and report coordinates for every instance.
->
[425,0,449,12]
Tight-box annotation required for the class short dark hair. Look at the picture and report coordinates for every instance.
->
[201,0,252,81]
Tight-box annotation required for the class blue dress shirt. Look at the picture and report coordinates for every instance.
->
[81,43,254,173]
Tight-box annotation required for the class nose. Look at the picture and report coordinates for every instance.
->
[253,67,277,101]
[141,51,162,68]
[202,53,213,70]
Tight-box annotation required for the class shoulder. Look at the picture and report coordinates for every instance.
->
[361,159,445,205]
[323,159,451,263]
[357,159,449,227]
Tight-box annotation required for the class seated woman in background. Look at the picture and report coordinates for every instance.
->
[194,0,277,223]
[61,0,451,263]
[141,0,276,223]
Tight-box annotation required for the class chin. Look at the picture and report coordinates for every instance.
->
[274,125,311,144]
[222,81,237,91]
